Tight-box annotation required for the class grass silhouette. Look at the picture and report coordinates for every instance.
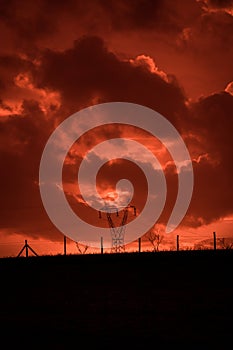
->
[0,249,232,348]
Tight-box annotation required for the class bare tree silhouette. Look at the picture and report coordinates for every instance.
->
[219,238,233,250]
[146,229,163,252]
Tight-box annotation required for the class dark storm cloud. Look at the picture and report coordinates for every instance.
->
[34,35,187,125]
[0,0,55,44]
[0,34,188,239]
[183,91,233,226]
[0,0,93,54]
[0,99,58,238]
[0,54,33,87]
[178,9,233,52]
[0,0,232,241]
[0,100,51,207]
[101,0,202,32]
[46,34,232,229]
[0,0,200,35]
[0,0,203,56]
[175,6,233,98]
[191,92,233,159]
[101,0,177,31]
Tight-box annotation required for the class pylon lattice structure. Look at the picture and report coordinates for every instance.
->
[99,205,136,253]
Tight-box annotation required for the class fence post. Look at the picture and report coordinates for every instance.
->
[176,235,179,251]
[213,232,216,250]
[25,240,28,258]
[64,236,67,255]
[101,237,103,254]
[138,237,141,253]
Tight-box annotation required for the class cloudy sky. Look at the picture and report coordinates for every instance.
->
[0,0,233,256]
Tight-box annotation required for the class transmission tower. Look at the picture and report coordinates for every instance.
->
[99,205,136,253]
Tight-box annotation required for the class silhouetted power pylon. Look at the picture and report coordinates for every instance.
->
[99,205,136,253]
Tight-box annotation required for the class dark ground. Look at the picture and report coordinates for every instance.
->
[0,249,232,349]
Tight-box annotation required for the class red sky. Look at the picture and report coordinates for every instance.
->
[0,0,233,257]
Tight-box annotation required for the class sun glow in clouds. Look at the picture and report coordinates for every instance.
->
[39,102,193,248]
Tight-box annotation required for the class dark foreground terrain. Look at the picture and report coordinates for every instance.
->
[0,250,232,349]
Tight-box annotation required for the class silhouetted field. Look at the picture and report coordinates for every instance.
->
[0,250,232,349]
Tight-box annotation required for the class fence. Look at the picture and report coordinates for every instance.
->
[0,231,232,258]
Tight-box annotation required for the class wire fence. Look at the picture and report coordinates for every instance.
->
[0,231,232,258]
